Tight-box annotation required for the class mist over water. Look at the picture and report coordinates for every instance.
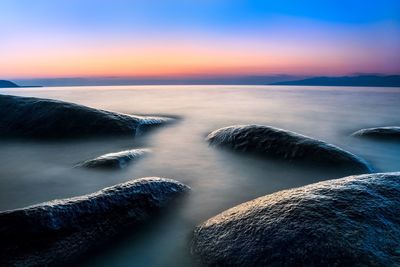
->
[0,85,399,266]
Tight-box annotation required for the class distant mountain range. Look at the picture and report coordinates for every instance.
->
[0,80,19,88]
[12,75,302,87]
[4,75,400,87]
[0,80,41,88]
[271,75,400,87]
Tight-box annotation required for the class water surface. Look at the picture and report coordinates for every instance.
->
[1,85,399,266]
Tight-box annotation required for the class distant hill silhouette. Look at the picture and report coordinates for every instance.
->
[9,75,400,87]
[0,80,42,88]
[0,80,19,88]
[271,75,400,87]
[13,75,303,87]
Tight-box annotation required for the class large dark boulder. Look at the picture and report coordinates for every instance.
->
[0,177,190,266]
[77,148,150,169]
[0,94,171,138]
[352,126,400,139]
[192,172,400,267]
[207,125,372,173]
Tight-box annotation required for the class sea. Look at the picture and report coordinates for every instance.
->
[0,85,399,266]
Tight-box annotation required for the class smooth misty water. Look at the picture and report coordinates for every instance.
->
[0,85,399,266]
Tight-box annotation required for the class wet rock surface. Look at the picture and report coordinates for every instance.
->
[207,124,372,173]
[0,177,190,266]
[77,148,150,169]
[192,172,400,267]
[352,126,400,139]
[0,94,171,139]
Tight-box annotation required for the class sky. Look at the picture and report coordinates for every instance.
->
[1,0,400,79]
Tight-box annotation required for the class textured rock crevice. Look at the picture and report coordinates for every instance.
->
[0,177,190,266]
[192,172,400,267]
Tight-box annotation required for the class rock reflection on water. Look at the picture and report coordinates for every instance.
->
[0,85,399,267]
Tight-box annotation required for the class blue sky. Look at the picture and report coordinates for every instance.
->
[1,0,399,78]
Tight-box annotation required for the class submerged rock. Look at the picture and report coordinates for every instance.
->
[0,177,189,266]
[0,94,171,138]
[77,148,150,169]
[192,172,400,267]
[352,126,400,139]
[207,125,372,172]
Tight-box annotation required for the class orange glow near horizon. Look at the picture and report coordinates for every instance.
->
[1,1,400,79]
[2,26,400,79]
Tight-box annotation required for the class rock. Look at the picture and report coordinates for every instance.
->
[207,125,372,173]
[0,94,172,138]
[0,177,190,266]
[192,172,400,267]
[77,148,150,169]
[352,126,400,139]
